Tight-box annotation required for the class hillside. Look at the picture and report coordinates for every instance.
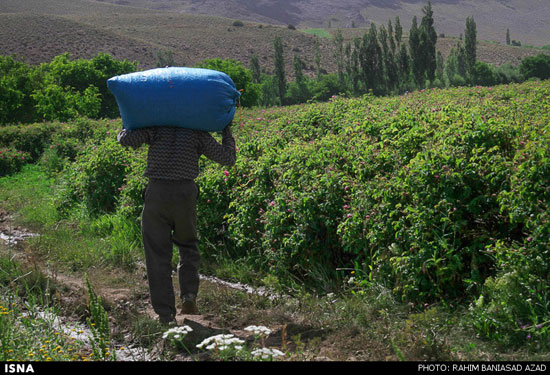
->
[0,13,162,69]
[85,0,550,47]
[0,0,335,74]
[1,0,548,75]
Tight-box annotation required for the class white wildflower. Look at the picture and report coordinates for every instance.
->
[251,347,285,360]
[196,334,245,351]
[163,325,193,342]
[244,325,272,337]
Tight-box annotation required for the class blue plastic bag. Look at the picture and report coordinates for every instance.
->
[107,67,241,131]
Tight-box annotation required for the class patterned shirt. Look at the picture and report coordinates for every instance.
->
[117,125,236,181]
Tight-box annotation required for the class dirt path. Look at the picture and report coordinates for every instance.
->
[0,208,304,361]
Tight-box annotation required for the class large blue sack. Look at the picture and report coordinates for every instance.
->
[107,67,241,131]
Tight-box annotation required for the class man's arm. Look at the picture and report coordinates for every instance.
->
[117,128,155,149]
[198,124,236,166]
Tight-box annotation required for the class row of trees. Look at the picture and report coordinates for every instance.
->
[262,1,548,105]
[266,1,482,103]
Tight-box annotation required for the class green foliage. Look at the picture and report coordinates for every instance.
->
[273,37,287,105]
[191,82,550,308]
[41,53,136,119]
[520,54,550,81]
[116,152,147,219]
[0,55,40,124]
[3,78,549,321]
[0,118,119,175]
[472,62,498,86]
[1,52,549,352]
[464,16,477,77]
[195,58,260,107]
[0,147,30,177]
[0,53,135,125]
[420,1,438,82]
[56,135,134,216]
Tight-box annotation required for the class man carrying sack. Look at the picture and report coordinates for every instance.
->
[117,124,236,325]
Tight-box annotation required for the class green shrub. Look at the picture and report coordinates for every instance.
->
[117,152,147,219]
[192,82,550,305]
[0,122,56,160]
[520,54,550,80]
[195,58,260,107]
[0,147,30,176]
[56,136,134,216]
[16,81,546,348]
[0,55,40,124]
[0,53,135,125]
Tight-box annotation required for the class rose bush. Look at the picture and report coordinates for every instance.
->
[3,81,549,348]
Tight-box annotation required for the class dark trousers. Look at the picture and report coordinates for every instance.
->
[141,179,200,319]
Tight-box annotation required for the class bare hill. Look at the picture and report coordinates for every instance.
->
[0,0,336,74]
[0,13,161,68]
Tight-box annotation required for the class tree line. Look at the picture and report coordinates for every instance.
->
[262,1,549,106]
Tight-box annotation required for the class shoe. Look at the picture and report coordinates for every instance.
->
[181,299,198,315]
[159,315,177,327]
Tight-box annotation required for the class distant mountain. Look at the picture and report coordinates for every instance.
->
[0,0,548,74]
[89,0,550,47]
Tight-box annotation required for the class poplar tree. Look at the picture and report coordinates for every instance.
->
[394,16,403,46]
[350,37,362,94]
[333,29,346,90]
[420,1,437,82]
[313,39,322,80]
[465,16,477,79]
[291,53,309,103]
[345,41,353,91]
[273,37,286,104]
[388,19,396,53]
[398,42,411,87]
[436,50,445,85]
[293,53,304,85]
[409,16,423,86]
[360,24,383,94]
[378,25,390,92]
[250,55,261,83]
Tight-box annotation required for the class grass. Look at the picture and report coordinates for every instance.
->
[301,28,332,39]
[0,164,57,229]
[0,252,87,361]
[0,164,141,272]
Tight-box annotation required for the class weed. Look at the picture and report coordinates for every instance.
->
[85,274,116,361]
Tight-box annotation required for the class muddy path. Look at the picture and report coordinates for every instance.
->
[0,208,314,361]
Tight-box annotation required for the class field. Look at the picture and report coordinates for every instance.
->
[1,80,549,362]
